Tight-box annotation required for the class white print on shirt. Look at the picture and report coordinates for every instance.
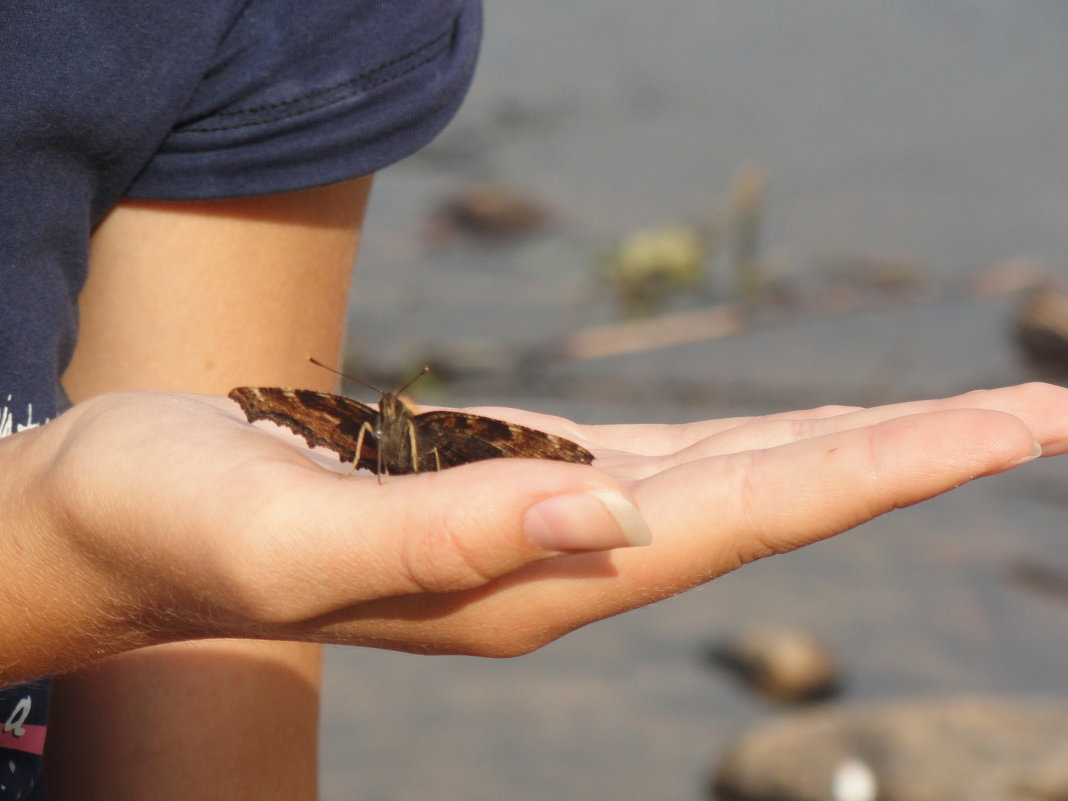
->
[1,700,30,739]
[0,395,49,439]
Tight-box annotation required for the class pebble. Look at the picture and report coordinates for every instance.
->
[711,696,1068,801]
[707,627,841,705]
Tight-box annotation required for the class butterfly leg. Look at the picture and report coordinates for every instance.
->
[375,424,389,484]
[346,421,375,477]
[406,419,422,473]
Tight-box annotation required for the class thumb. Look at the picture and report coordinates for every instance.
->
[220,458,651,625]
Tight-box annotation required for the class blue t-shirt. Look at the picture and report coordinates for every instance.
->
[0,1,481,796]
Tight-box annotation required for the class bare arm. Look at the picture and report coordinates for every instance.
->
[0,177,1064,792]
[45,176,372,801]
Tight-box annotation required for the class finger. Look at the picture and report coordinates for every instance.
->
[675,382,1068,465]
[594,409,863,479]
[607,382,1068,478]
[483,405,867,457]
[575,405,862,456]
[807,383,1068,456]
[636,407,1039,568]
[213,458,651,627]
[457,408,1035,646]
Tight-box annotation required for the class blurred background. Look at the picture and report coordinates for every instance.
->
[320,3,1068,799]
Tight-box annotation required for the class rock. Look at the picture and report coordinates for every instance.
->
[1005,558,1068,605]
[429,182,549,240]
[1014,282,1068,379]
[710,696,1068,801]
[708,627,841,704]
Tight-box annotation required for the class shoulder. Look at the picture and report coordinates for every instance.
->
[128,0,484,199]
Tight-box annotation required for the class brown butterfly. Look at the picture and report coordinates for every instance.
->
[228,364,593,477]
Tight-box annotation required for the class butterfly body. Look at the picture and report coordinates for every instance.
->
[228,385,594,476]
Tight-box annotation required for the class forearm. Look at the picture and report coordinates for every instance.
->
[43,178,372,800]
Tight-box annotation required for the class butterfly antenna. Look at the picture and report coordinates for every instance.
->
[307,356,383,394]
[308,357,430,395]
[397,365,431,395]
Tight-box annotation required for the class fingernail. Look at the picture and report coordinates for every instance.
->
[523,489,653,552]
[1010,441,1043,467]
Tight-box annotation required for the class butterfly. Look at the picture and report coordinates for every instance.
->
[228,366,594,477]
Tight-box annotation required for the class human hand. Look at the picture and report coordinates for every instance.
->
[323,382,1066,655]
[0,389,642,682]
[3,383,1064,681]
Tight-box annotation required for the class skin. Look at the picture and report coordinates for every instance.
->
[44,177,372,800]
[0,176,1064,797]
[8,383,1063,665]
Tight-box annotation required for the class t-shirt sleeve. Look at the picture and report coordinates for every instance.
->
[125,0,481,199]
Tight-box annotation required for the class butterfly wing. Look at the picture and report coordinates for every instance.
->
[412,411,594,470]
[228,387,379,469]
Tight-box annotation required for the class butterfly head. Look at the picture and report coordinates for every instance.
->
[376,391,419,427]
